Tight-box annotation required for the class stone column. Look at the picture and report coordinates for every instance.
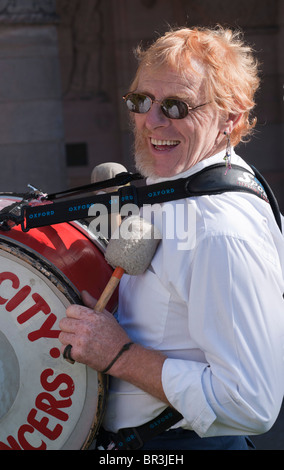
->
[0,0,66,194]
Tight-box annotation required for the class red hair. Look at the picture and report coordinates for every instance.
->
[131,26,260,146]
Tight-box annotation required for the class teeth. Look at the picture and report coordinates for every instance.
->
[151,138,179,146]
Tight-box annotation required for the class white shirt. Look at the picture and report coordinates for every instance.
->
[103,150,284,437]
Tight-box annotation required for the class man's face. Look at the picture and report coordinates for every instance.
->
[133,61,228,179]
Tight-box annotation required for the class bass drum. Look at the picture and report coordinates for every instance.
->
[0,195,117,450]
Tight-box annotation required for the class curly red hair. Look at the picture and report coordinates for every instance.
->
[131,26,260,146]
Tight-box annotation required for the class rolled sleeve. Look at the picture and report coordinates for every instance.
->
[162,358,217,436]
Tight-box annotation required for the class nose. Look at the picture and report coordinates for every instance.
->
[144,102,170,130]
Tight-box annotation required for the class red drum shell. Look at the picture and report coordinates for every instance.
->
[0,196,117,450]
[3,223,116,312]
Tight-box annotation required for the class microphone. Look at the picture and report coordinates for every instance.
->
[91,162,129,194]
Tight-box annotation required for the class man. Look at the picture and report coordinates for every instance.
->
[59,26,284,450]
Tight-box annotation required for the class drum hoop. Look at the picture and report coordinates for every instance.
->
[69,220,108,253]
[0,233,81,301]
[81,373,108,450]
[0,192,108,254]
[0,237,106,450]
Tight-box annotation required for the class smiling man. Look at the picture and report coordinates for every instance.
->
[59,26,284,450]
[131,62,228,178]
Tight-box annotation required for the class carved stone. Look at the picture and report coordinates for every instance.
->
[0,0,58,24]
[180,0,277,28]
[56,0,105,100]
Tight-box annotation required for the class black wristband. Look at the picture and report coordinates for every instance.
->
[101,342,134,374]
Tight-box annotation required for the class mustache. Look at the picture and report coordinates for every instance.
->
[134,126,150,142]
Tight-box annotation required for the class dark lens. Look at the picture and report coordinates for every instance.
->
[125,93,152,114]
[161,99,188,119]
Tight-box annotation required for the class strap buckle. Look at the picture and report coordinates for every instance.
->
[115,426,144,450]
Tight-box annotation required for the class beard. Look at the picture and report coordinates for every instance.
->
[134,127,159,179]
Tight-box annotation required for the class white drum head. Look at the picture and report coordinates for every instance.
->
[0,239,105,450]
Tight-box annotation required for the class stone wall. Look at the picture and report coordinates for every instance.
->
[0,0,66,193]
[0,0,282,209]
[56,0,284,208]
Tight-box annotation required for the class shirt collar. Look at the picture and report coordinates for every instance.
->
[146,148,252,186]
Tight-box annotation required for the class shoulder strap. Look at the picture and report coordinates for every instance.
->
[10,164,282,233]
[250,165,282,232]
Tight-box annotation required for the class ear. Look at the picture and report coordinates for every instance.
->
[223,112,243,134]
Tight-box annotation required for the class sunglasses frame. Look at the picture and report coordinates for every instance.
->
[123,92,210,119]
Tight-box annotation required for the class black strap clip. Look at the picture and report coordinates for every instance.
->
[114,427,144,450]
[108,407,183,450]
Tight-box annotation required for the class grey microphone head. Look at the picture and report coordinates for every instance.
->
[91,162,128,193]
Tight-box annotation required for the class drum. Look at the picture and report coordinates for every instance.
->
[0,195,117,450]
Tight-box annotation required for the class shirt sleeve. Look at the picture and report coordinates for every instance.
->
[162,233,284,437]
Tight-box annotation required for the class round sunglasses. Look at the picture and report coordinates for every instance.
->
[123,92,210,120]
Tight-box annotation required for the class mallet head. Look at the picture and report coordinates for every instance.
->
[105,215,161,275]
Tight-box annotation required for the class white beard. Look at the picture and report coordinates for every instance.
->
[134,128,159,179]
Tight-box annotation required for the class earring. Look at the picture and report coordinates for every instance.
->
[223,131,232,174]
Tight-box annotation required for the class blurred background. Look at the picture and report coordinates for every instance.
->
[0,0,282,209]
[0,0,283,449]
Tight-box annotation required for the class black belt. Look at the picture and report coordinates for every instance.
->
[96,407,183,450]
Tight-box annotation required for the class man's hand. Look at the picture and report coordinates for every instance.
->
[59,291,131,372]
[59,292,169,404]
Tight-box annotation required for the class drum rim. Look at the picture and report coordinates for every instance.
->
[0,192,109,253]
[69,220,108,252]
[0,231,82,300]
[0,238,106,450]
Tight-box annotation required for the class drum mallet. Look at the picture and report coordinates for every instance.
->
[63,216,161,366]
[93,215,161,312]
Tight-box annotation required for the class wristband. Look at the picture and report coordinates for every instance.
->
[101,342,134,374]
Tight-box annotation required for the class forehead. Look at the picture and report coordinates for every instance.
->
[135,59,206,99]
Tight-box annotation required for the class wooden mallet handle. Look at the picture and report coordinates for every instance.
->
[93,266,125,313]
[93,216,161,314]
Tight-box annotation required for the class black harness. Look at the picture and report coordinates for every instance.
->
[1,163,280,233]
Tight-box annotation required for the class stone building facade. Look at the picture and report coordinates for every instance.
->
[57,0,284,209]
[0,0,65,193]
[0,0,282,210]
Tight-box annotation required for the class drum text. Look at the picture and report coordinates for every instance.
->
[0,368,74,450]
[0,270,75,450]
[0,271,60,341]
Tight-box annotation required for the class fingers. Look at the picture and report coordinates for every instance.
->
[58,307,89,362]
[59,305,90,347]
[59,306,84,334]
[58,301,122,369]
[65,303,90,319]
[81,290,97,309]
[59,332,75,348]
[59,303,98,349]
